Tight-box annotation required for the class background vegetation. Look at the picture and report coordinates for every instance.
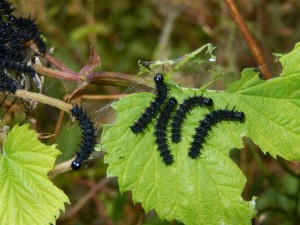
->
[3,0,300,224]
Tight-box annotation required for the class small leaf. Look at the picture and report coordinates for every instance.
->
[0,124,69,225]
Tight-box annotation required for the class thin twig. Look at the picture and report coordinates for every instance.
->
[92,196,114,225]
[34,63,152,88]
[154,7,179,59]
[52,110,66,143]
[58,177,111,222]
[77,179,113,196]
[223,0,272,80]
[1,98,17,119]
[81,94,128,100]
[45,54,77,75]
[33,64,80,82]
[13,90,72,113]
[86,71,152,88]
[48,158,74,178]
[67,82,89,102]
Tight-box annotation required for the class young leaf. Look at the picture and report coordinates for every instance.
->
[101,43,300,225]
[0,124,69,225]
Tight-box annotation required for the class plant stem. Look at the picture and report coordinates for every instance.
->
[14,90,72,113]
[34,64,80,82]
[34,63,151,88]
[57,178,110,222]
[45,54,77,74]
[223,0,272,80]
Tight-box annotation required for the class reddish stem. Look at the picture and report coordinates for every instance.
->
[224,0,272,80]
[58,178,110,222]
[45,54,77,75]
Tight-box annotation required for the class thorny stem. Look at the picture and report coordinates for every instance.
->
[34,62,152,88]
[223,0,272,80]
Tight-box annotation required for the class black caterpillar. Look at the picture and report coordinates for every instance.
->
[0,1,46,55]
[0,0,14,16]
[12,16,47,55]
[0,59,36,77]
[130,73,168,134]
[0,70,20,93]
[70,105,96,170]
[155,97,177,165]
[189,108,245,159]
[171,95,213,143]
[0,0,46,88]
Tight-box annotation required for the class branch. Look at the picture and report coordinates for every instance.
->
[13,90,72,113]
[223,0,272,80]
[34,63,153,89]
[58,178,111,222]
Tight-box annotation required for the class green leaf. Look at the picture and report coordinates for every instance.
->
[102,91,256,225]
[279,42,300,76]
[0,124,69,225]
[101,42,300,224]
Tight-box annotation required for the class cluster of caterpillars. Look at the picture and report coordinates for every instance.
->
[0,1,245,170]
[0,1,96,171]
[0,0,46,94]
[130,73,245,165]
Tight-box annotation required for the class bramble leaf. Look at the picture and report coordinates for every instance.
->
[0,124,69,225]
[101,43,300,224]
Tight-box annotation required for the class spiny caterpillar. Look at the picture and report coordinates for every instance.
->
[171,95,213,143]
[189,108,245,159]
[0,0,14,16]
[155,97,177,165]
[0,0,46,90]
[130,73,168,134]
[0,70,20,93]
[0,0,46,55]
[12,16,46,55]
[70,105,96,170]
